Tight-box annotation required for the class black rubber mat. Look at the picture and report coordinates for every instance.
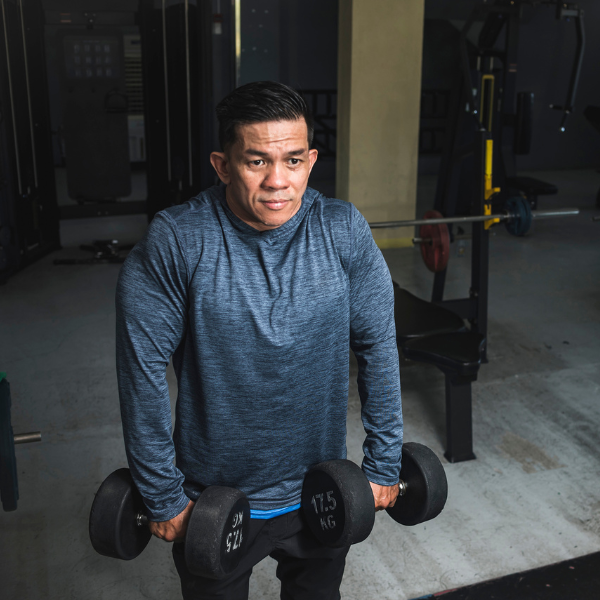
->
[411,551,600,600]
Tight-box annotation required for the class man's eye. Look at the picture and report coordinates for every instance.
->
[251,160,264,166]
[289,158,301,165]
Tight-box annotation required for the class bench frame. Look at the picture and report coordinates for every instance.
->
[444,372,477,462]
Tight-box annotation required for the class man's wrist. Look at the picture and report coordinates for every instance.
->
[361,463,400,488]
[147,491,191,522]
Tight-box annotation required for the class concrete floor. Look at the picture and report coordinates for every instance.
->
[1,169,599,599]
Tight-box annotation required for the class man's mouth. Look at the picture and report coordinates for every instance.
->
[261,199,290,210]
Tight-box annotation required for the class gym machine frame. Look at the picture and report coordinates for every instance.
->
[0,0,61,283]
[367,130,493,462]
[429,0,584,326]
[369,130,579,462]
[370,130,580,359]
[434,0,584,218]
[378,130,496,360]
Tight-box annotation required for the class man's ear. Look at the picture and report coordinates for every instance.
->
[308,148,318,173]
[210,151,230,184]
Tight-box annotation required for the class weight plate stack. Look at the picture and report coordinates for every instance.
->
[0,375,18,512]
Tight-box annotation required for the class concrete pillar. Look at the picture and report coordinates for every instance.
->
[336,0,425,248]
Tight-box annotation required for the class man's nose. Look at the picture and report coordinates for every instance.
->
[262,162,290,190]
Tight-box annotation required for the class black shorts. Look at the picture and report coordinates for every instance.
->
[172,509,350,600]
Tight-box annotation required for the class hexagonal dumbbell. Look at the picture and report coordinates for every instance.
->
[89,468,250,579]
[301,442,448,547]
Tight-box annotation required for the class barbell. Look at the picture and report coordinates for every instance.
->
[369,207,579,231]
[369,196,580,272]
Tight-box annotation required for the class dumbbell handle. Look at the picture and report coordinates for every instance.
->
[14,432,41,444]
[398,480,407,497]
[136,513,149,527]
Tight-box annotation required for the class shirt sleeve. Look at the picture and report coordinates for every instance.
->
[348,205,403,486]
[115,211,191,521]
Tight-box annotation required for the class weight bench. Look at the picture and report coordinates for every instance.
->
[506,176,557,210]
[393,283,485,462]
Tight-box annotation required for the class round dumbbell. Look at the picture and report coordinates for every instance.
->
[89,468,250,579]
[300,442,448,547]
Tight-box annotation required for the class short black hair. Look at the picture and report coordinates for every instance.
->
[216,81,314,151]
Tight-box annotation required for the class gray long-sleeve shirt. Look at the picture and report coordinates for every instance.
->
[116,185,402,521]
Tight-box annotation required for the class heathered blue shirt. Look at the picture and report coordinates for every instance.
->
[116,185,402,521]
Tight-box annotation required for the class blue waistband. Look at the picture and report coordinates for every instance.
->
[250,503,301,520]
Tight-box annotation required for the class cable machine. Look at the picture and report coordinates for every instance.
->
[432,0,584,306]
[0,0,222,282]
[0,0,60,283]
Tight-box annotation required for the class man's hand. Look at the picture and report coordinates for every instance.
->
[369,482,399,511]
[149,500,195,542]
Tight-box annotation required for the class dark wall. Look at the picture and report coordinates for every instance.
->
[423,0,600,171]
[279,0,338,91]
[236,0,338,188]
[238,0,338,91]
[516,1,600,170]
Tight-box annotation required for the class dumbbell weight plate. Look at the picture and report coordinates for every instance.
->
[89,468,152,560]
[386,442,448,526]
[301,459,375,548]
[185,486,250,579]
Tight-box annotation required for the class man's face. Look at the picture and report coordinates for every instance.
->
[210,119,318,231]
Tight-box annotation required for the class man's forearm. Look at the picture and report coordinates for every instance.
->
[353,335,403,485]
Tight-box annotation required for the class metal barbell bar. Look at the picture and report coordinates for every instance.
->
[14,432,41,444]
[369,208,580,230]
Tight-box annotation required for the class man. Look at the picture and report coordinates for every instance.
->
[116,81,402,599]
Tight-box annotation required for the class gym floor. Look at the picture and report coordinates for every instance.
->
[1,168,599,599]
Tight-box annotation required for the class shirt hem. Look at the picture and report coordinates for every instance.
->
[250,503,301,520]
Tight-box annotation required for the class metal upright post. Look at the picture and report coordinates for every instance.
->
[470,130,490,361]
[431,75,467,303]
[431,9,481,304]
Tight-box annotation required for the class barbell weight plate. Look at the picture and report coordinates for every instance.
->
[89,468,152,560]
[185,486,250,579]
[0,376,18,512]
[505,196,532,236]
[301,459,375,548]
[386,442,448,527]
[419,211,450,273]
[522,198,533,234]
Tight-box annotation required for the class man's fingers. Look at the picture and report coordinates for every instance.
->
[370,481,400,511]
[148,500,195,542]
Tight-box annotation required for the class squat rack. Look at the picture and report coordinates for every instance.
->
[368,130,580,361]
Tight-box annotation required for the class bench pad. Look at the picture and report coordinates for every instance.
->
[394,282,466,342]
[401,332,485,377]
[506,176,557,196]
